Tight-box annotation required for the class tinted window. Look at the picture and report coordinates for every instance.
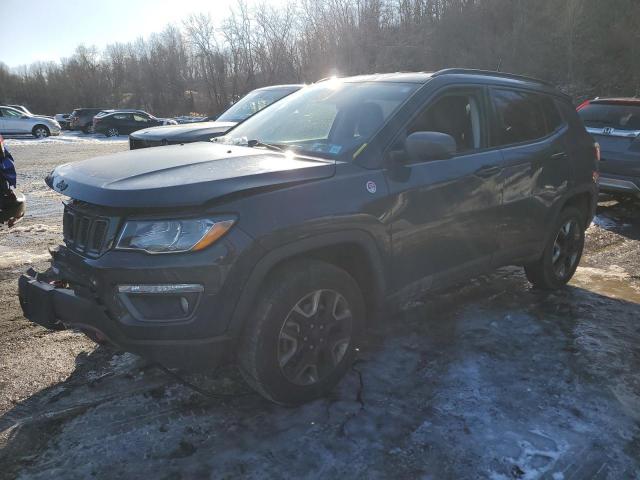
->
[578,103,640,131]
[113,114,131,121]
[407,91,484,154]
[491,89,549,145]
[133,114,149,122]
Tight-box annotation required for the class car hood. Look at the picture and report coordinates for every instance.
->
[130,121,237,141]
[46,142,335,208]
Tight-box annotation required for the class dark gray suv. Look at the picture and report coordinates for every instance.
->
[19,69,599,405]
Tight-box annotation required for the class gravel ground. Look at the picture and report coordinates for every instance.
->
[0,140,639,479]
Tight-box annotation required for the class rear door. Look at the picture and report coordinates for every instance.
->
[489,88,570,264]
[578,101,640,178]
[384,86,503,292]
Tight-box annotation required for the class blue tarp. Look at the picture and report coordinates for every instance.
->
[0,140,16,188]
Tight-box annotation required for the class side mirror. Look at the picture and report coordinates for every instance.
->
[405,131,456,163]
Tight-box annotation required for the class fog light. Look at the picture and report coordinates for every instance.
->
[116,284,203,322]
[180,296,189,315]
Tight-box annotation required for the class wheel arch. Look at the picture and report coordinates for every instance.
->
[228,231,387,336]
[558,188,597,230]
[31,124,50,136]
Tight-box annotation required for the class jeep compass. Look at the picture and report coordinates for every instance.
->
[19,69,599,405]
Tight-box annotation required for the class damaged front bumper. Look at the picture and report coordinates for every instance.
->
[17,241,251,369]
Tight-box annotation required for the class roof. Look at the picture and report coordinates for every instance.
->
[323,68,557,91]
[254,84,305,91]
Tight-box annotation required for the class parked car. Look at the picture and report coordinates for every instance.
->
[19,70,598,405]
[54,113,71,130]
[129,84,303,149]
[93,110,178,137]
[69,108,105,133]
[0,106,61,138]
[577,97,640,199]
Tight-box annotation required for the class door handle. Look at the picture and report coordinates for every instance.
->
[475,165,501,178]
[551,151,567,160]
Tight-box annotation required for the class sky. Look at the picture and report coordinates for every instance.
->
[0,0,283,69]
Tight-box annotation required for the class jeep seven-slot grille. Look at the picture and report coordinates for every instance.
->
[63,208,110,256]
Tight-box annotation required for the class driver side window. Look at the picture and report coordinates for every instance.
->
[408,91,485,154]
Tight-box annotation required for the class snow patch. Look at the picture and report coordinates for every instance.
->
[4,132,127,146]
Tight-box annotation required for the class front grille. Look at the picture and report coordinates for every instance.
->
[63,207,111,256]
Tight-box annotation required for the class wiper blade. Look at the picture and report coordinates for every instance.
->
[247,139,285,152]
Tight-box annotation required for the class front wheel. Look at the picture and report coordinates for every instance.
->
[238,259,365,405]
[32,125,50,138]
[524,206,585,290]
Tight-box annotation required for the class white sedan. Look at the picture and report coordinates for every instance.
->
[0,106,61,138]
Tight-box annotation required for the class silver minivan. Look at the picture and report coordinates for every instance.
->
[0,106,61,138]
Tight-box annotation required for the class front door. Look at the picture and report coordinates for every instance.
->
[384,86,503,293]
[0,107,26,134]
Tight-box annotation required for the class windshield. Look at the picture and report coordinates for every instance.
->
[217,87,299,123]
[217,80,419,159]
[578,103,640,130]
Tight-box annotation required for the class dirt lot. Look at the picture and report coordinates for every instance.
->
[0,138,639,479]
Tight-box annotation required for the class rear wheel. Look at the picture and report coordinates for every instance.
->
[524,206,585,290]
[238,259,364,405]
[32,125,50,138]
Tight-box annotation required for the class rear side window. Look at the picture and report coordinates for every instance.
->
[491,89,562,146]
[578,103,640,131]
[491,89,545,145]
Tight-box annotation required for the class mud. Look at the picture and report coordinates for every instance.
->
[0,142,638,479]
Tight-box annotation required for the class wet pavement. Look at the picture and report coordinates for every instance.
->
[0,142,639,479]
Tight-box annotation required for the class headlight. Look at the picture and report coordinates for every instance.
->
[115,217,235,254]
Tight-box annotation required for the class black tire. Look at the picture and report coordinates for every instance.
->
[82,124,92,134]
[524,206,585,290]
[32,125,50,138]
[238,259,365,405]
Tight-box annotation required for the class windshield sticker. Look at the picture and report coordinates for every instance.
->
[352,143,367,159]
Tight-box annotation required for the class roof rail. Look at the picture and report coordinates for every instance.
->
[432,68,554,87]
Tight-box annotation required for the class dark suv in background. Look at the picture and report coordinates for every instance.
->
[19,69,598,405]
[93,110,177,137]
[69,108,105,133]
[129,84,302,149]
[578,98,640,198]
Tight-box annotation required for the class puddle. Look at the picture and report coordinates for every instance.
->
[570,265,640,303]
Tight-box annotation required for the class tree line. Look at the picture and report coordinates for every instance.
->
[1,0,638,117]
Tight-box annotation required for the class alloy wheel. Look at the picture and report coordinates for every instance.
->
[551,219,581,279]
[278,289,353,386]
[107,128,119,137]
[34,127,48,138]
